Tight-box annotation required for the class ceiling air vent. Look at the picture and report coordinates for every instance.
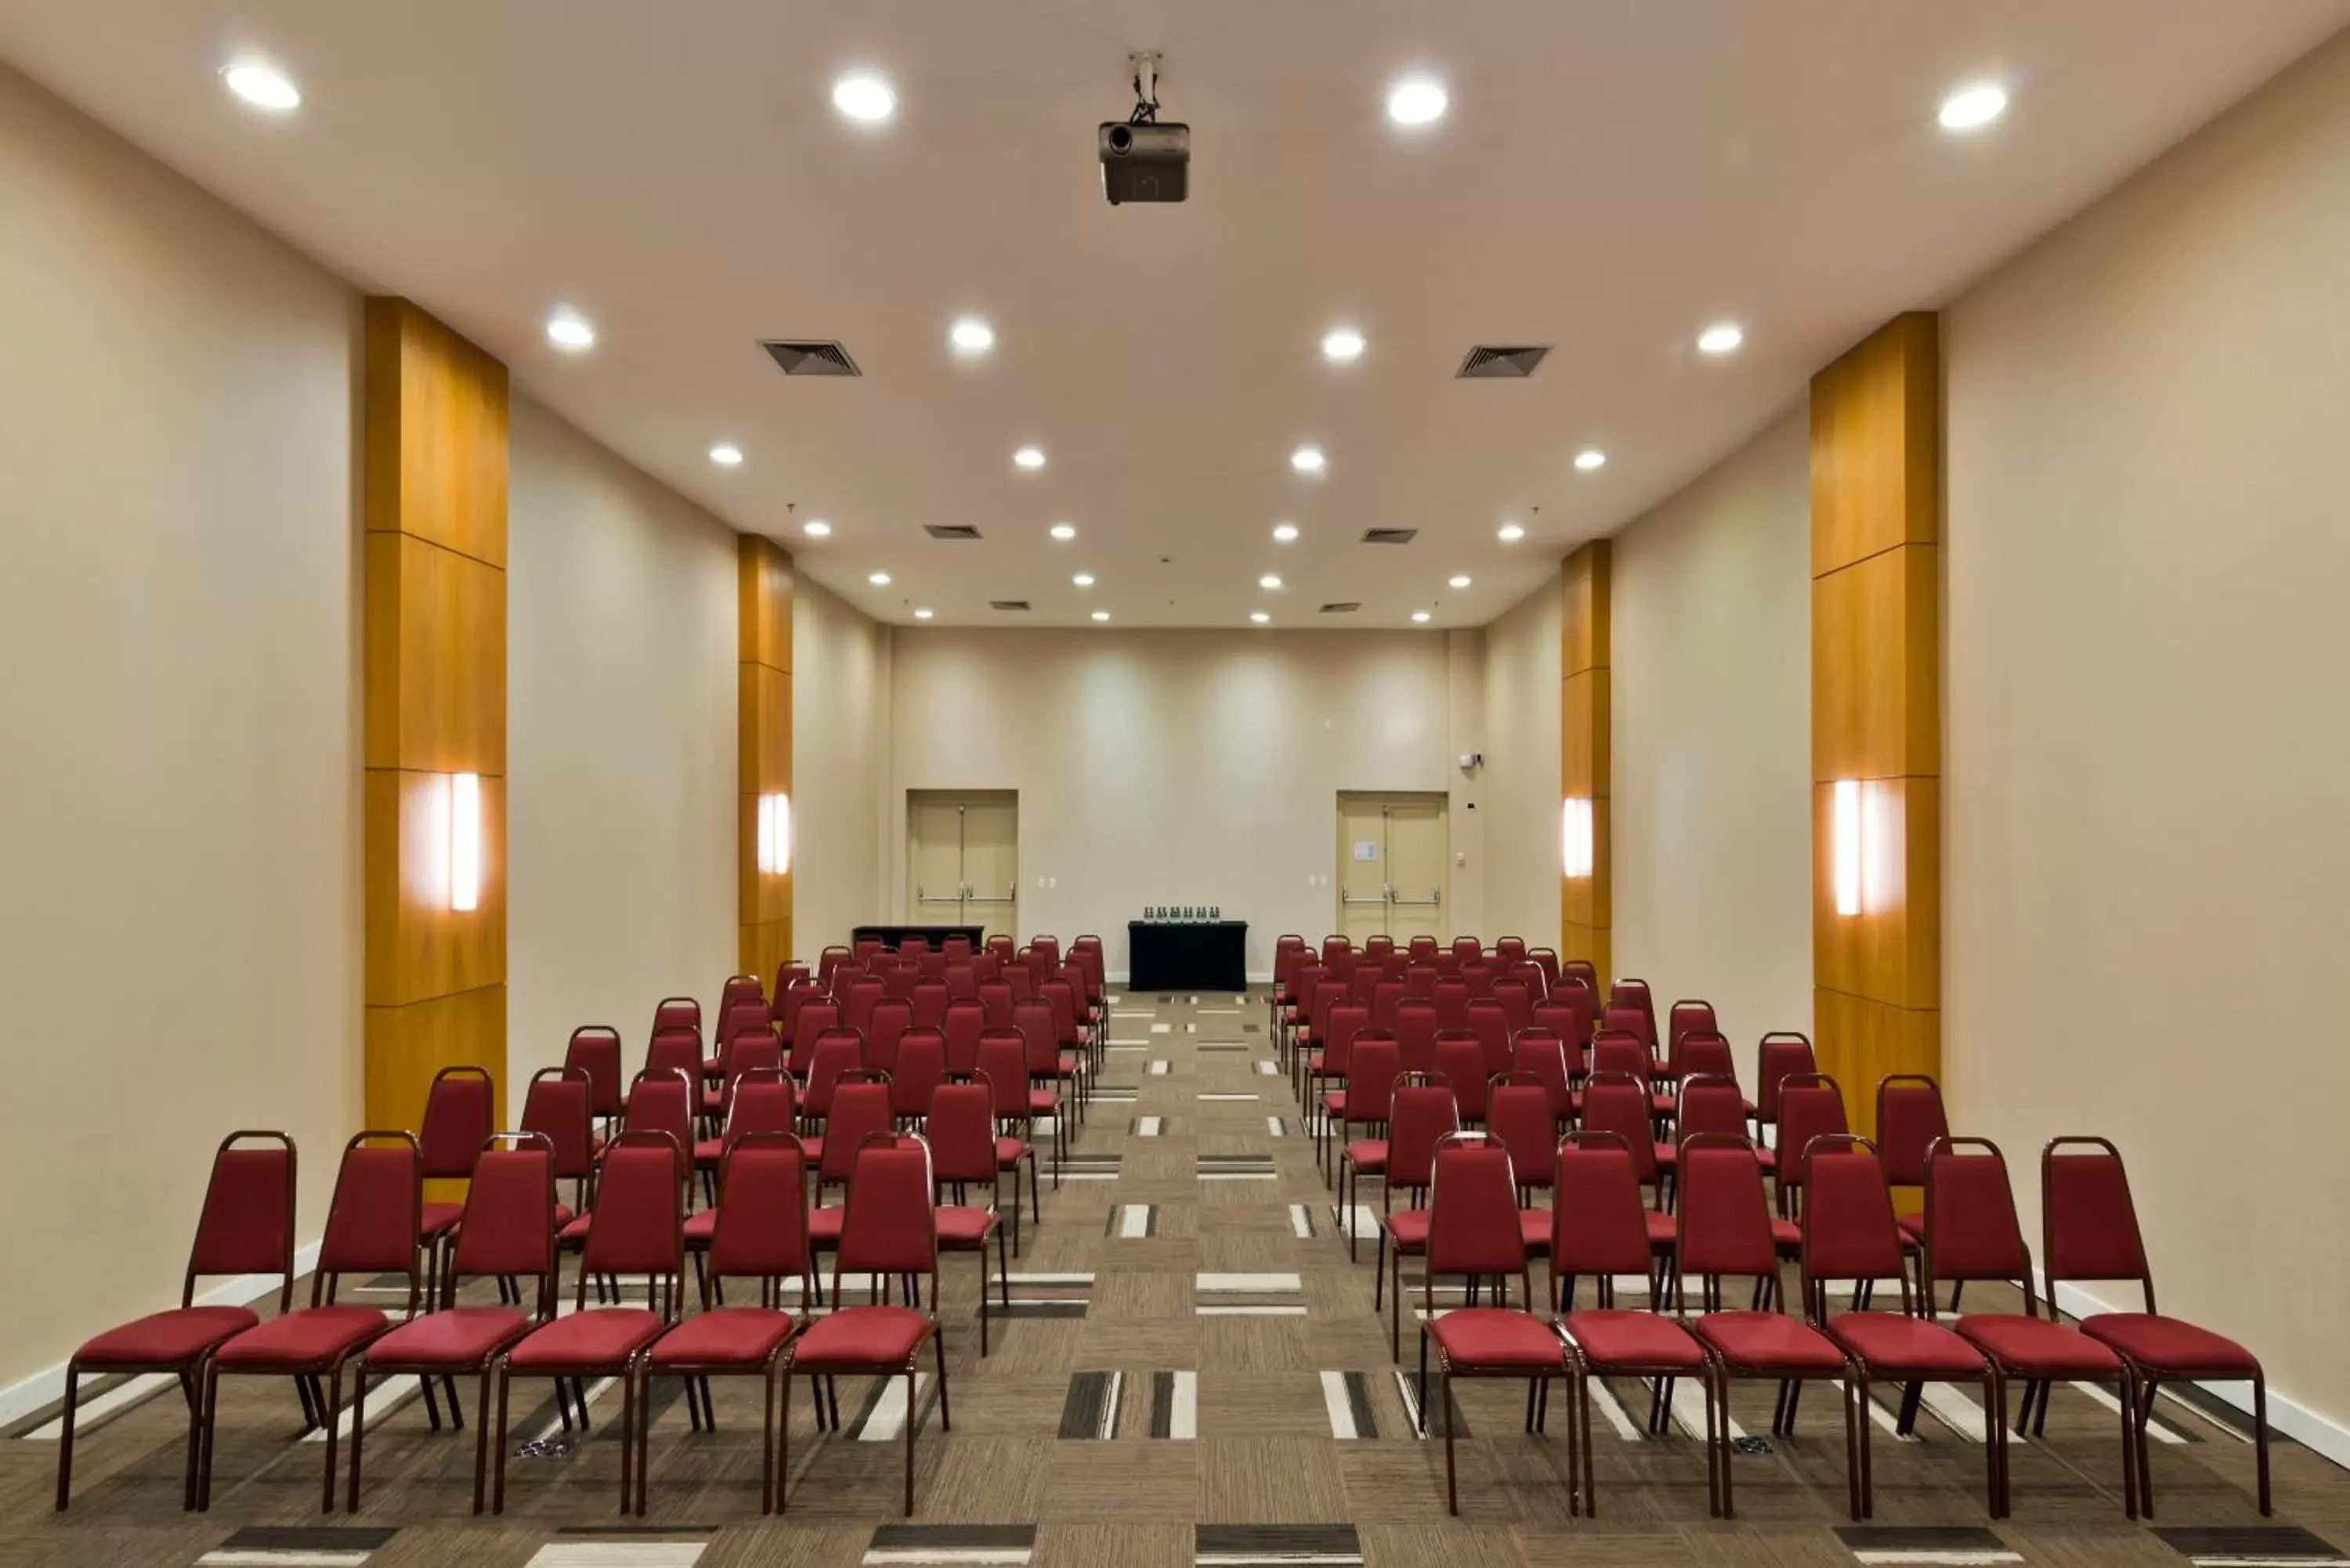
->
[1455,344,1550,379]
[989,600,1031,612]
[1361,528,1419,545]
[761,339,862,377]
[1319,602,1361,614]
[924,524,983,541]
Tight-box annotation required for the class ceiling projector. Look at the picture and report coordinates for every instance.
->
[1101,52,1187,204]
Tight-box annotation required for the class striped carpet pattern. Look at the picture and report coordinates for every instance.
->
[2,988,2334,1566]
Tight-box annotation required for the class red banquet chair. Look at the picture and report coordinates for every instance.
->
[1414,1132,1572,1515]
[1876,1073,1950,1249]
[635,1133,812,1516]
[1676,1133,1860,1519]
[1921,1137,2140,1516]
[785,1133,952,1516]
[2042,1136,2272,1516]
[1375,1075,1462,1359]
[490,1130,685,1516]
[1332,1034,1401,1229]
[564,1026,627,1133]
[348,1132,558,1513]
[196,1132,422,1513]
[925,1075,1013,1355]
[1802,1135,2004,1519]
[1752,1031,1817,1145]
[56,1132,297,1512]
[1773,1072,1848,1219]
[976,1032,1044,1249]
[521,1066,596,1223]
[416,1066,495,1296]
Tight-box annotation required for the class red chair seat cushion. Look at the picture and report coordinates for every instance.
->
[1827,1312,1991,1378]
[1028,1089,1058,1115]
[648,1308,797,1368]
[1321,1092,1345,1115]
[1643,1210,1678,1250]
[994,1137,1029,1165]
[215,1306,389,1369]
[1427,1308,1567,1371]
[693,1138,725,1167]
[419,1201,464,1241]
[789,1305,931,1370]
[1693,1311,1848,1374]
[366,1306,530,1370]
[1652,1142,1678,1169]
[1954,1313,2124,1377]
[1520,1211,1552,1253]
[936,1205,996,1244]
[799,1136,824,1167]
[76,1306,259,1367]
[810,1207,845,1243]
[1345,1140,1389,1172]
[2081,1313,2260,1377]
[1563,1308,1708,1371]
[1772,1218,1802,1255]
[507,1308,663,1372]
[558,1213,593,1245]
[1383,1209,1429,1249]
[684,1209,717,1245]
[701,1089,725,1115]
[1896,1211,1925,1245]
[552,1202,576,1230]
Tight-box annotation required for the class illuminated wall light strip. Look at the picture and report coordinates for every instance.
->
[1858,780,1892,916]
[1832,779,1862,916]
[1561,797,1594,880]
[757,793,793,876]
[449,772,483,912]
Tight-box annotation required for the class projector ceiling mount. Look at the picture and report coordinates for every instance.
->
[1101,50,1188,204]
[1127,51,1162,124]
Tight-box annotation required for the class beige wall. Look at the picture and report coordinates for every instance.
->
[1480,580,1563,947]
[1945,30,2350,1448]
[792,578,894,952]
[0,66,363,1396]
[507,396,739,1074]
[885,629,1483,975]
[1611,408,1816,1062]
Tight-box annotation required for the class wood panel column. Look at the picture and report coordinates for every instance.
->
[1560,541,1613,982]
[1810,312,1941,1134]
[739,535,794,983]
[363,298,509,1134]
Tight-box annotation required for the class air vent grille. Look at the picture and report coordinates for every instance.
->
[761,339,862,377]
[1455,344,1550,379]
[1319,602,1361,614]
[924,524,983,541]
[989,600,1030,612]
[1361,528,1418,545]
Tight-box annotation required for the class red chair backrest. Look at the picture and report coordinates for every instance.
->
[1307,979,1346,1041]
[1426,1133,1527,1277]
[1434,1035,1488,1122]
[817,945,850,984]
[450,1135,557,1294]
[710,1133,811,1285]
[418,1066,495,1180]
[1876,1074,1950,1187]
[1555,978,1598,1046]
[1395,1001,1439,1076]
[1600,1006,1650,1057]
[717,1035,784,1113]
[1530,948,1561,990]
[1922,1137,2037,1301]
[925,1078,998,1185]
[1495,936,1526,964]
[1371,981,1405,1032]
[1510,1031,1574,1122]
[1801,1135,1906,1292]
[1667,1000,1717,1056]
[1775,1072,1848,1200]
[623,1071,694,1176]
[1486,1078,1556,1187]
[1433,979,1470,1033]
[1386,1075,1461,1190]
[316,1133,424,1293]
[801,1032,864,1118]
[942,963,978,1003]
[1349,964,1383,1009]
[520,1068,594,1182]
[788,1001,841,1075]
[1755,1032,1817,1123]
[942,1002,985,1073]
[185,1132,298,1302]
[1491,979,1534,1039]
[1676,1032,1737,1086]
[910,982,949,1030]
[1466,999,1512,1080]
[942,935,974,960]
[1675,1134,1776,1281]
[721,1072,797,1147]
[1340,1036,1401,1123]
[1452,935,1483,961]
[1551,1133,1653,1279]
[1408,935,1439,961]
[1404,963,1438,1000]
[1608,978,1656,1045]
[976,1034,1031,1123]
[1321,934,1351,966]
[819,1076,895,1183]
[867,999,913,1075]
[646,1028,702,1089]
[842,977,884,1036]
[653,997,700,1035]
[1676,1075,1748,1143]
[1592,1033,1652,1085]
[1013,999,1058,1076]
[978,982,1014,1028]
[718,999,772,1046]
[580,1133,685,1281]
[1363,934,1394,959]
[1321,1004,1368,1076]
[1579,1073,1658,1186]
[1561,959,1597,995]
[563,1028,626,1120]
[2041,1136,2156,1305]
[1041,980,1081,1047]
[720,974,763,1017]
[837,1134,939,1281]
[891,1031,946,1120]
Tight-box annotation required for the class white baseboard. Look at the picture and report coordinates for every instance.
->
[0,1239,324,1430]
[2041,1274,2350,1472]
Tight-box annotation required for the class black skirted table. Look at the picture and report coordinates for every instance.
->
[1127,919,1248,992]
[851,923,985,952]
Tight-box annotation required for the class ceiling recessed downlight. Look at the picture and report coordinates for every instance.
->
[1939,81,2009,133]
[221,62,301,112]
[1697,322,1744,356]
[709,443,743,467]
[1498,523,1525,543]
[949,316,994,356]
[1259,573,1284,591]
[1090,609,1111,623]
[1321,327,1366,363]
[832,72,898,123]
[913,608,934,620]
[1411,610,1433,624]
[1013,445,1047,471]
[1072,573,1095,588]
[1250,611,1271,625]
[1386,76,1448,127]
[544,308,596,352]
[1049,522,1076,541]
[1290,445,1326,475]
[1272,523,1300,543]
[802,519,832,538]
[1448,574,1472,590]
[1574,448,1608,471]
[868,571,892,587]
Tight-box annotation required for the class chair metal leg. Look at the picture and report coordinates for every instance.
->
[903,1368,917,1516]
[54,1364,78,1511]
[2254,1375,2272,1516]
[491,1360,512,1514]
[1849,1374,1867,1521]
[470,1366,494,1516]
[1441,1371,1457,1515]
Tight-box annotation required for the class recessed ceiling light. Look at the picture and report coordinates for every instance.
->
[1090,609,1111,623]
[1049,522,1076,541]
[1072,573,1095,588]
[1697,322,1744,356]
[1448,574,1472,590]
[1938,81,2009,133]
[1574,448,1607,471]
[1321,327,1366,363]
[1250,611,1271,625]
[1013,445,1047,470]
[868,570,891,587]
[832,72,898,124]
[1259,573,1283,591]
[221,62,301,112]
[802,519,832,538]
[1290,445,1326,475]
[913,607,935,620]
[709,443,743,467]
[1498,523,1525,543]
[544,307,596,352]
[1386,76,1448,127]
[1411,610,1433,623]
[1272,523,1300,543]
[949,316,995,355]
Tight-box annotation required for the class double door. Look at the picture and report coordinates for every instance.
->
[1336,792,1448,946]
[907,792,1019,941]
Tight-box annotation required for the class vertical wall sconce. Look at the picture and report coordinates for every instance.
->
[1832,778,1896,916]
[448,772,482,912]
[1832,779,1862,915]
[757,792,792,876]
[1561,797,1594,879]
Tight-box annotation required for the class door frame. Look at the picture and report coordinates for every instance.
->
[906,789,1020,939]
[1334,790,1450,939]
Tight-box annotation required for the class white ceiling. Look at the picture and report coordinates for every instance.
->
[5,2,2345,627]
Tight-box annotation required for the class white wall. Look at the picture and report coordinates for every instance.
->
[792,577,893,952]
[0,65,362,1394]
[507,396,739,1070]
[1480,580,1563,947]
[1944,28,2350,1447]
[1611,407,1815,1057]
[885,629,1484,975]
